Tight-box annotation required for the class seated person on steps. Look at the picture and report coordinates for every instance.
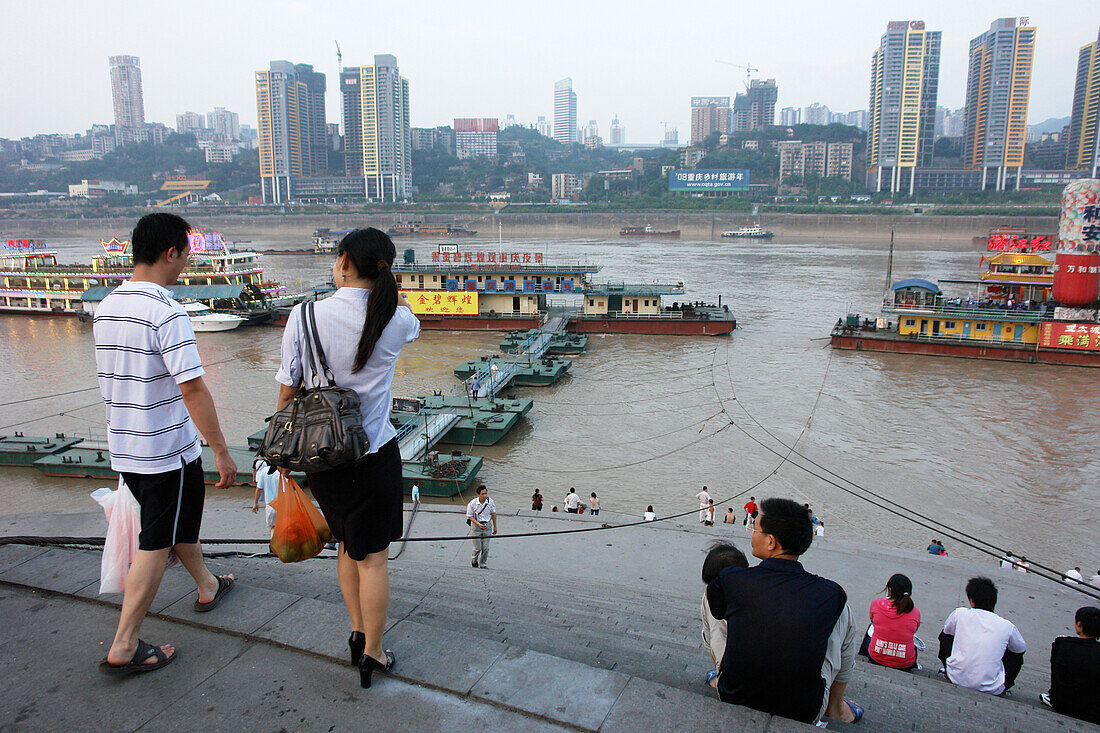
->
[706,497,863,725]
[938,576,1025,696]
[700,542,749,688]
[1041,606,1100,724]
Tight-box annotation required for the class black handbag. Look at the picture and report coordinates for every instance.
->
[260,300,370,472]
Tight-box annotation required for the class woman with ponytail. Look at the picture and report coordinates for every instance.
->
[274,227,419,689]
[864,573,922,670]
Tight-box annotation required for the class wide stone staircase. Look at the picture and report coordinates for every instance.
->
[2,529,1096,732]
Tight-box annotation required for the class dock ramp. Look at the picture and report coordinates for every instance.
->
[396,411,460,461]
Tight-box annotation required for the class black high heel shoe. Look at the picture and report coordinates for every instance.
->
[348,632,365,667]
[358,650,395,689]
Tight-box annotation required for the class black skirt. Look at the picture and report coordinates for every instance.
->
[305,437,403,561]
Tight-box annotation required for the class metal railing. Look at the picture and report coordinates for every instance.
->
[883,300,1048,323]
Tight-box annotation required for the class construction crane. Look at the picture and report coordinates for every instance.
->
[716,60,759,91]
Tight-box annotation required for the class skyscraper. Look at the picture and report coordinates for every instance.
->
[609,115,624,145]
[342,55,412,201]
[962,18,1036,190]
[780,107,801,126]
[553,78,577,146]
[867,20,941,194]
[1067,27,1100,175]
[454,118,498,159]
[690,97,731,144]
[295,64,329,175]
[747,79,778,129]
[109,55,145,146]
[255,61,327,204]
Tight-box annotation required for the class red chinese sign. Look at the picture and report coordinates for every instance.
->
[987,234,1053,253]
[430,251,544,265]
[1040,322,1100,351]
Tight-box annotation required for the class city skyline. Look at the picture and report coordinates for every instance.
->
[1,1,1094,143]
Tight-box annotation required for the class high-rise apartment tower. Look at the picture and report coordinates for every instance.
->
[255,61,328,204]
[553,78,578,146]
[866,21,941,194]
[962,18,1036,190]
[690,97,731,144]
[1067,27,1100,176]
[342,55,411,201]
[109,55,145,146]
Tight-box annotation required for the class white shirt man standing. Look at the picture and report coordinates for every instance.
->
[696,486,713,523]
[466,485,497,568]
[564,487,581,513]
[411,483,420,504]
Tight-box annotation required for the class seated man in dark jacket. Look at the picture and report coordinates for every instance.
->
[1042,606,1100,724]
[707,497,861,725]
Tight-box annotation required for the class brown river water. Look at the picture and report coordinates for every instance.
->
[0,227,1097,573]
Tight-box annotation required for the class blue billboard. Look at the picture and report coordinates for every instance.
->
[669,169,750,191]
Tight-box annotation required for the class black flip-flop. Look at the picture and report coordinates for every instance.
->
[193,575,235,613]
[98,639,177,676]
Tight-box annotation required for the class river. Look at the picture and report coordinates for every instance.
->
[1,226,1097,574]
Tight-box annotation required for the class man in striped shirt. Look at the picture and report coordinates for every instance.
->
[94,213,238,675]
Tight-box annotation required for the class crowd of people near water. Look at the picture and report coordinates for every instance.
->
[699,498,1100,727]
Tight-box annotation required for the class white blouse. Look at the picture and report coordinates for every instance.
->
[276,288,420,453]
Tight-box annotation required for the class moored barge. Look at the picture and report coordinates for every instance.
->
[393,247,733,335]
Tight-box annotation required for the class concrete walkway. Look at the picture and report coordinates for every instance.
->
[1,503,1097,732]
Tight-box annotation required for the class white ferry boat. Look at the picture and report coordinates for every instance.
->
[721,225,774,239]
[0,232,276,316]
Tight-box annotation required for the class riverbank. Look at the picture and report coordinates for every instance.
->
[2,211,1057,245]
[2,503,1096,732]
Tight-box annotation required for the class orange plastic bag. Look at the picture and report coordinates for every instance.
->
[269,473,332,563]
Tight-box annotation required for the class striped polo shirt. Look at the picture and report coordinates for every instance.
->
[93,280,205,474]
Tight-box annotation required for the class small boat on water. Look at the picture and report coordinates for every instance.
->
[722,225,774,239]
[387,222,476,237]
[620,225,680,238]
[183,302,245,332]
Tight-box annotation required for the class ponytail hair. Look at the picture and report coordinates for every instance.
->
[885,573,915,615]
[337,228,398,372]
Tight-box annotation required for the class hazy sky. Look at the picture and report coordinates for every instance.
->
[3,0,1096,142]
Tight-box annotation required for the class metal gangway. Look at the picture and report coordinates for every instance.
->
[464,330,554,399]
[395,411,460,461]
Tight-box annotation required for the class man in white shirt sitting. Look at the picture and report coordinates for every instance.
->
[938,577,1026,695]
[1064,567,1083,584]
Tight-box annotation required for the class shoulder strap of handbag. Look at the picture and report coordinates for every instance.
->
[301,300,335,388]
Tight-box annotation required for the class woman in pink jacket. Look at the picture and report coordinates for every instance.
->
[863,573,922,670]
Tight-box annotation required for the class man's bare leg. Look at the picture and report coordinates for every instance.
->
[171,542,228,603]
[823,682,857,723]
[106,548,172,665]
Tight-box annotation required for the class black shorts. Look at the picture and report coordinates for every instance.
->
[306,437,403,561]
[122,457,206,551]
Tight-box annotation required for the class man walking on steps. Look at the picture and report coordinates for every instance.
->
[94,213,238,675]
[467,485,497,568]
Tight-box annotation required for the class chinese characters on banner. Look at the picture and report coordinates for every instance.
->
[986,234,1053,253]
[430,251,544,265]
[1040,322,1100,351]
[401,290,479,316]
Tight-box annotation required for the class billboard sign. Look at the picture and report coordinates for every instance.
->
[669,169,750,191]
[691,96,730,108]
[402,290,478,316]
[1040,322,1100,351]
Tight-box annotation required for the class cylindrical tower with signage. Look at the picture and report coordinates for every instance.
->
[1052,179,1100,307]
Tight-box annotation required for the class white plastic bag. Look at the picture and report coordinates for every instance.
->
[91,477,141,594]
